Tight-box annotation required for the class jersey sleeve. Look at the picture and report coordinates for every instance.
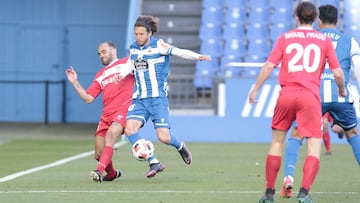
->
[267,35,284,66]
[86,77,102,99]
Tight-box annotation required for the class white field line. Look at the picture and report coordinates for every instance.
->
[0,140,128,183]
[0,190,358,195]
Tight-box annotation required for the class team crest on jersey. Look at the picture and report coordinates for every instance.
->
[134,57,148,70]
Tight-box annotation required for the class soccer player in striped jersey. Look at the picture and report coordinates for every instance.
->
[65,41,134,183]
[249,2,346,203]
[117,15,211,178]
[281,4,360,200]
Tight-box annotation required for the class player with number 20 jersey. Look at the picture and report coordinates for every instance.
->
[268,27,340,137]
[249,2,346,202]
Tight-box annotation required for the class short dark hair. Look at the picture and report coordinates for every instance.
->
[295,1,318,24]
[106,41,116,49]
[319,4,338,25]
[134,15,159,34]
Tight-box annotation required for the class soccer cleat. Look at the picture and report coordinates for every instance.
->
[297,191,313,203]
[280,176,294,198]
[178,142,192,164]
[259,188,275,203]
[89,170,102,183]
[325,151,332,156]
[146,162,165,178]
[102,170,122,181]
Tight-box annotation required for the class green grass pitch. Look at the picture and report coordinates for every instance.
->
[0,136,359,203]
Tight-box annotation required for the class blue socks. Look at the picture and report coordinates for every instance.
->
[348,135,360,165]
[126,133,141,145]
[169,133,181,149]
[284,137,302,177]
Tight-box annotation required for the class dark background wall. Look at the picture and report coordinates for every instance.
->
[0,0,130,123]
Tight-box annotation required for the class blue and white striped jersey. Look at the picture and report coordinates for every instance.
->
[320,28,360,103]
[129,37,174,99]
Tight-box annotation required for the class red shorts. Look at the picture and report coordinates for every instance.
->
[95,106,128,137]
[272,88,322,138]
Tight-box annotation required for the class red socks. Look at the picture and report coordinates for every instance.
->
[323,132,331,152]
[265,154,281,189]
[97,146,114,175]
[301,156,320,190]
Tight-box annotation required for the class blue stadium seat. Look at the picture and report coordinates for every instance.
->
[246,23,269,39]
[270,22,292,43]
[224,7,247,25]
[196,56,220,73]
[203,0,224,9]
[245,43,269,63]
[343,2,360,24]
[223,23,246,41]
[200,37,223,57]
[343,1,360,41]
[270,0,294,8]
[224,0,248,9]
[271,3,294,24]
[248,0,270,24]
[194,58,219,88]
[248,0,270,9]
[199,22,222,40]
[344,25,360,43]
[223,38,246,58]
[201,6,224,26]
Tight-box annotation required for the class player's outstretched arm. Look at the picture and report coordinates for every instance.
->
[171,47,211,61]
[157,38,211,61]
[65,66,95,104]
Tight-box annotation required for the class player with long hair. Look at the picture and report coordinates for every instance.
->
[116,15,211,178]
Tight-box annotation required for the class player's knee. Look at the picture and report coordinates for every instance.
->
[124,127,138,136]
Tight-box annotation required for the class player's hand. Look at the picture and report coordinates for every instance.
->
[338,88,347,97]
[65,66,77,82]
[199,55,211,61]
[248,90,258,104]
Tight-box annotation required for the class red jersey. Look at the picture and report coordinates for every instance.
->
[86,57,134,116]
[268,27,340,101]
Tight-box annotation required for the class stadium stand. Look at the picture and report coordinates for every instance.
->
[197,0,352,79]
[343,1,360,42]
[247,0,270,25]
[224,0,247,25]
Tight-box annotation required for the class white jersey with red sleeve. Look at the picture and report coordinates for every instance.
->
[268,27,340,100]
[86,57,134,115]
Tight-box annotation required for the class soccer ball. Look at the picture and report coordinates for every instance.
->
[131,139,155,161]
